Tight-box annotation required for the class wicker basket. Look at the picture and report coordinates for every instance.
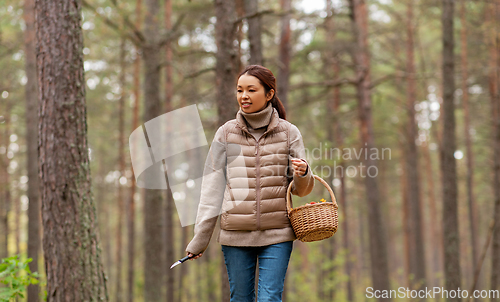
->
[286,174,339,242]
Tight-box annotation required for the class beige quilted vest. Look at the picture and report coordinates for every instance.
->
[220,109,293,231]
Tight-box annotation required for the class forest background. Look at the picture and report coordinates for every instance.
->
[0,0,499,301]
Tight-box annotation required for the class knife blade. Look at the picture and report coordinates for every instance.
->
[170,254,198,269]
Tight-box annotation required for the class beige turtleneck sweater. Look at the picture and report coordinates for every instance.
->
[239,102,273,142]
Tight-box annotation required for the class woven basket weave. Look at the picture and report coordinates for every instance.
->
[286,174,339,242]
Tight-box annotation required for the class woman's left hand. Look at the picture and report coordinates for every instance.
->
[291,158,308,176]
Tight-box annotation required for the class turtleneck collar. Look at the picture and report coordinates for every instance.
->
[238,102,273,130]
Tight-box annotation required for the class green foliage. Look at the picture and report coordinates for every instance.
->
[0,255,40,302]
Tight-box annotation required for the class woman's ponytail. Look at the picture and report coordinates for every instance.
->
[271,95,286,120]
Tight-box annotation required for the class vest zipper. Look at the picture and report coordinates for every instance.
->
[255,141,260,230]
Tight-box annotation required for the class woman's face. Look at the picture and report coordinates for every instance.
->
[237,74,274,113]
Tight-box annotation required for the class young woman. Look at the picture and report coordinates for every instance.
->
[185,65,314,302]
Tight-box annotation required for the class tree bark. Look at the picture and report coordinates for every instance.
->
[422,140,442,286]
[244,0,263,65]
[142,0,164,300]
[127,0,142,301]
[24,0,41,299]
[36,0,109,299]
[349,0,392,300]
[113,37,127,302]
[164,0,175,301]
[325,0,353,300]
[460,1,480,295]
[277,0,291,110]
[235,0,245,73]
[1,101,12,260]
[405,0,426,293]
[415,22,444,287]
[215,0,238,128]
[489,0,500,296]
[441,1,462,301]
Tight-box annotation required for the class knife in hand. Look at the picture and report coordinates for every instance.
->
[170,253,199,269]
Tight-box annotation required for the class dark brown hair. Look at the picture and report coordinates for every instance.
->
[238,65,287,120]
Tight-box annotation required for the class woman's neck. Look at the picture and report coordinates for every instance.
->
[239,102,273,129]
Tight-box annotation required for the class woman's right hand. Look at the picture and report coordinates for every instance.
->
[187,252,203,260]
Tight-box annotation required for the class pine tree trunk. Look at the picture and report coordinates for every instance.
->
[405,0,426,293]
[24,0,40,299]
[422,140,441,286]
[349,0,392,299]
[489,0,500,295]
[113,37,127,302]
[325,1,353,299]
[164,0,175,300]
[244,0,263,65]
[277,0,291,110]
[215,0,238,128]
[1,100,12,260]
[36,0,109,299]
[142,0,164,300]
[441,1,462,301]
[415,25,444,287]
[460,1,480,296]
[127,0,142,301]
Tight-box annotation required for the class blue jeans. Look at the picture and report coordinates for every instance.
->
[221,241,293,302]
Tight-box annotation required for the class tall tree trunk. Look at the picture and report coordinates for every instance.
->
[460,1,480,295]
[489,0,500,296]
[24,0,40,298]
[405,0,426,293]
[400,142,411,286]
[244,0,263,65]
[1,100,12,260]
[142,0,164,300]
[114,37,127,302]
[349,0,392,300]
[325,1,353,299]
[164,0,175,301]
[36,0,109,299]
[277,0,291,110]
[98,151,112,292]
[415,23,444,287]
[15,195,20,255]
[214,1,237,300]
[127,0,142,301]
[235,0,245,73]
[441,1,462,301]
[215,0,238,128]
[422,140,441,286]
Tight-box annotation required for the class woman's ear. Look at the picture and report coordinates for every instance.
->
[266,89,275,101]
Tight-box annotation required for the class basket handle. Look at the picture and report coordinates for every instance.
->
[286,174,338,214]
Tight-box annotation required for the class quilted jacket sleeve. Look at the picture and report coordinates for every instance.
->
[289,124,315,197]
[185,126,227,255]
